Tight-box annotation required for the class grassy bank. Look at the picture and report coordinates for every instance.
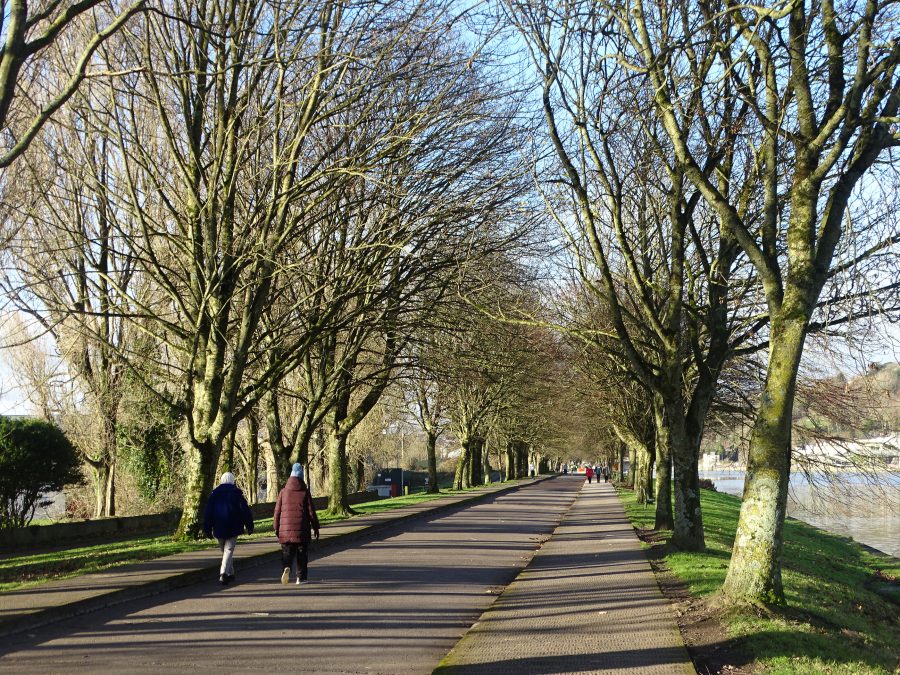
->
[0,488,459,594]
[618,487,900,674]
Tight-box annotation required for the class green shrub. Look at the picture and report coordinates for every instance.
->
[0,417,83,529]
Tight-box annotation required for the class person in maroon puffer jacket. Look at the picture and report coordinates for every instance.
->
[274,463,320,584]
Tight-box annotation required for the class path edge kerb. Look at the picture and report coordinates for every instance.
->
[0,477,553,640]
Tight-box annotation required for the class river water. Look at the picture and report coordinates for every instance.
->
[699,469,900,558]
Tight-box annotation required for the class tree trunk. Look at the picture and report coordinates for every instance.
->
[175,432,221,540]
[454,438,470,489]
[245,413,260,505]
[516,442,528,478]
[636,444,653,505]
[652,394,674,529]
[311,427,328,497]
[426,432,439,493]
[670,422,704,550]
[93,464,110,519]
[264,442,279,502]
[264,391,291,483]
[105,458,116,517]
[221,425,237,474]
[469,437,483,485]
[504,441,515,481]
[626,446,636,489]
[326,426,352,516]
[723,317,806,605]
[92,417,118,518]
[666,395,705,551]
[354,454,366,492]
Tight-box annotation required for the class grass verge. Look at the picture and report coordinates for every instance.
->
[0,487,475,594]
[617,487,900,674]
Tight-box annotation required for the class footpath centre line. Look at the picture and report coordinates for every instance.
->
[435,480,694,675]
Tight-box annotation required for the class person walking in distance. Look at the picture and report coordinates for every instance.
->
[203,472,255,585]
[275,463,320,584]
[585,465,594,484]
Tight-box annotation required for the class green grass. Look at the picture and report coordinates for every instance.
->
[618,487,900,674]
[0,485,492,594]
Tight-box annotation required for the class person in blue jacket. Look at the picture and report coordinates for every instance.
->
[203,472,255,585]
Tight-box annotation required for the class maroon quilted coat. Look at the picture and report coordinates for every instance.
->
[274,476,320,544]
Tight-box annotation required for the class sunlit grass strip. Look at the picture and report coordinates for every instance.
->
[0,485,499,593]
[617,487,900,674]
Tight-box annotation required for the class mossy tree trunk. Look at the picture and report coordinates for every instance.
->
[723,315,806,604]
[326,426,352,516]
[664,397,704,550]
[221,425,237,474]
[454,437,471,489]
[614,424,655,506]
[93,464,111,519]
[651,395,674,529]
[504,440,516,481]
[176,432,223,540]
[469,437,484,485]
[632,447,648,503]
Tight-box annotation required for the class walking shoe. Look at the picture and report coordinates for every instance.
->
[281,567,290,585]
[225,574,235,584]
[296,577,302,585]
[219,574,228,585]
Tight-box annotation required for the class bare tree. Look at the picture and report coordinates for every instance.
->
[605,0,900,603]
[0,55,142,516]
[102,0,422,537]
[0,0,144,167]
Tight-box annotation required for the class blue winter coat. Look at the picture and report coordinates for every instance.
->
[203,483,254,540]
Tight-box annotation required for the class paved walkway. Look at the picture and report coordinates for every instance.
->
[0,481,534,638]
[0,478,581,673]
[0,478,695,674]
[436,480,693,674]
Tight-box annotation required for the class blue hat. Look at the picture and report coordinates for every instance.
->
[291,463,303,479]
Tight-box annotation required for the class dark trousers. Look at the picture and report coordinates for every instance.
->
[281,542,309,579]
[588,475,593,483]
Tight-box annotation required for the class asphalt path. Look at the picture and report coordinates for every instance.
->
[0,477,583,674]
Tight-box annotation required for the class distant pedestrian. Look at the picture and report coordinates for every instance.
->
[274,463,320,585]
[528,462,535,478]
[585,465,594,483]
[203,472,255,586]
[604,467,610,483]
